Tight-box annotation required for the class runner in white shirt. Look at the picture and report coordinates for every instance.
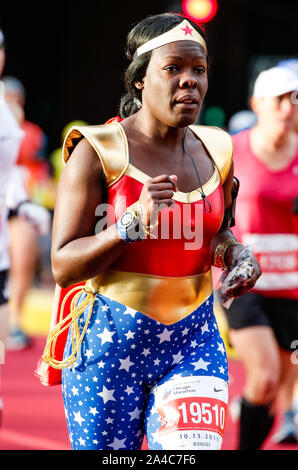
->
[0,28,50,425]
[0,28,25,334]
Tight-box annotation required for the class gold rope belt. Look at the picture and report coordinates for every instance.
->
[42,286,96,370]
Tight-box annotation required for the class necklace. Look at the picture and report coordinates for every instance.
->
[182,128,212,213]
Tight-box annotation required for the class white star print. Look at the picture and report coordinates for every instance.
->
[62,291,229,449]
[128,406,142,421]
[97,327,115,345]
[73,411,85,426]
[71,386,79,396]
[201,321,209,334]
[78,437,86,446]
[107,437,127,450]
[123,307,137,318]
[124,330,135,340]
[89,407,99,416]
[141,348,150,357]
[156,328,174,344]
[191,357,211,371]
[172,350,184,364]
[85,349,94,359]
[101,305,109,311]
[119,355,135,372]
[97,385,116,403]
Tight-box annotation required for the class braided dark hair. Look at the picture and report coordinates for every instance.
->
[119,13,207,118]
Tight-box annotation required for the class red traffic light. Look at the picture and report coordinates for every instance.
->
[182,0,218,23]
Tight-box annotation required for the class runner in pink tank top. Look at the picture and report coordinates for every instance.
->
[232,129,298,299]
[223,65,298,449]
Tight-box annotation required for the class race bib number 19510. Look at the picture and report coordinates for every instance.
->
[152,375,228,450]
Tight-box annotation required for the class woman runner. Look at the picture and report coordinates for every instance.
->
[44,13,260,450]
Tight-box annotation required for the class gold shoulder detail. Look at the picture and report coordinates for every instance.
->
[63,122,129,187]
[189,125,233,183]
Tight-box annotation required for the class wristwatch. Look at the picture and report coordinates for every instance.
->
[116,208,145,243]
[119,210,135,228]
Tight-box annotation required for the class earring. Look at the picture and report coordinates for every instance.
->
[134,81,143,90]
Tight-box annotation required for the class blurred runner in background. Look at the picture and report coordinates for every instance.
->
[0,27,50,426]
[2,76,52,350]
[223,66,298,449]
[271,58,298,445]
[228,110,258,136]
[0,27,24,423]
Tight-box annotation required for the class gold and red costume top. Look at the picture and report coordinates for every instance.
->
[63,121,233,325]
[36,120,233,384]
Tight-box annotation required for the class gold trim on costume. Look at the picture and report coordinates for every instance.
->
[62,122,233,192]
[87,269,213,325]
[63,123,129,187]
[189,125,233,184]
[41,270,212,369]
[125,163,220,203]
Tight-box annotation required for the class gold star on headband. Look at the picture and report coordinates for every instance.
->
[133,20,207,60]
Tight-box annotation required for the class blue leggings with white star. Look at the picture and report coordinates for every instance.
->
[62,293,229,450]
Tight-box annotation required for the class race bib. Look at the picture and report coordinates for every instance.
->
[152,375,228,450]
[242,233,298,291]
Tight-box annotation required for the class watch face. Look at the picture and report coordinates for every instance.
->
[120,211,134,227]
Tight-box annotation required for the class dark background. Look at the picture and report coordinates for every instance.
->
[1,0,298,153]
